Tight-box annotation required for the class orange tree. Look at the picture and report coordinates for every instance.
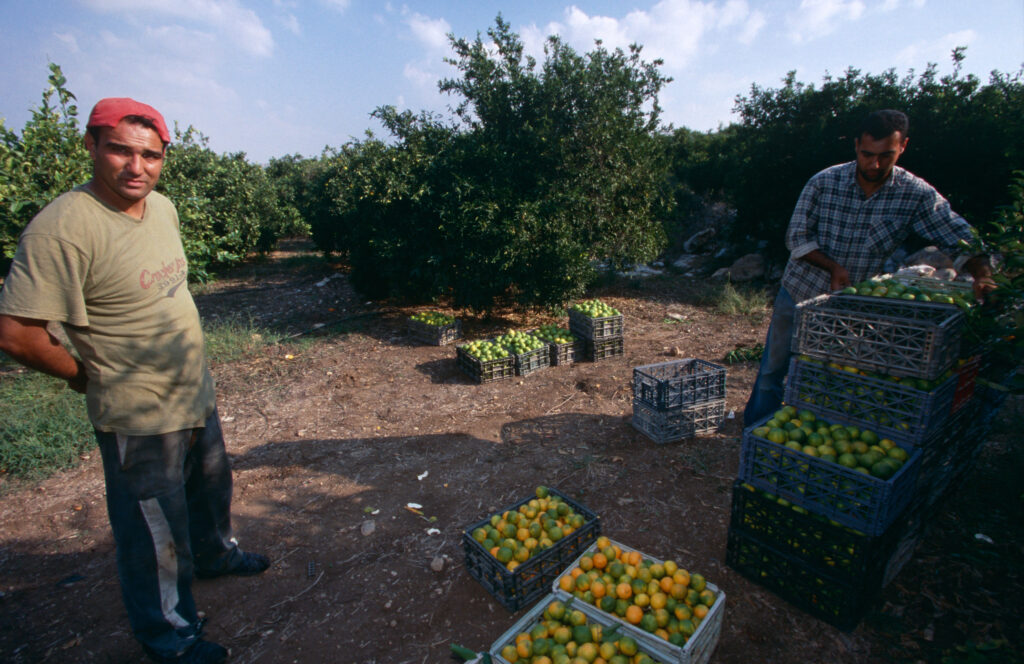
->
[312,15,672,311]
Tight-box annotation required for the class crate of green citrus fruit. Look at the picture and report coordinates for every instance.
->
[495,329,551,376]
[783,355,958,446]
[462,486,600,612]
[738,405,921,536]
[551,536,724,664]
[569,299,624,341]
[489,593,676,664]
[532,324,585,366]
[457,339,515,383]
[407,310,461,345]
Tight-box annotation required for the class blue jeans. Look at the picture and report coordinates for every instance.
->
[96,408,242,658]
[743,287,797,427]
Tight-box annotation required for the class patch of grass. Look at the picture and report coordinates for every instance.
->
[707,282,769,316]
[0,362,94,484]
[202,315,310,363]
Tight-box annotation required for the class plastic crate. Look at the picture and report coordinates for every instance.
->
[738,415,922,536]
[462,488,600,612]
[633,359,727,410]
[726,524,880,631]
[793,293,965,380]
[456,345,515,383]
[407,316,461,345]
[551,538,725,664]
[632,399,726,444]
[510,345,550,376]
[488,593,674,664]
[586,336,624,361]
[729,481,906,587]
[550,337,586,366]
[569,309,624,341]
[783,357,957,446]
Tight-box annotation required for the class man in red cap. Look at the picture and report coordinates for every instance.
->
[0,98,268,663]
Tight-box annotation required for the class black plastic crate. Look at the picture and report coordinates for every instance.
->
[633,358,727,409]
[784,357,957,446]
[461,488,600,612]
[586,336,624,361]
[407,316,461,345]
[793,293,964,380]
[569,309,624,341]
[738,415,922,536]
[456,345,515,383]
[550,337,586,366]
[512,346,550,376]
[729,481,905,586]
[726,524,881,631]
[632,399,726,444]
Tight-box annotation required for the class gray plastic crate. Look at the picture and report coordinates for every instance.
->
[632,399,725,444]
[793,293,964,380]
[633,359,727,409]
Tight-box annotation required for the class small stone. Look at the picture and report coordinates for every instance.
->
[430,557,445,572]
[360,520,376,536]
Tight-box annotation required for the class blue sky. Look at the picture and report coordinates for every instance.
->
[2,1,1022,163]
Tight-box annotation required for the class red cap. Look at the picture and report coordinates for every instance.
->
[87,97,170,144]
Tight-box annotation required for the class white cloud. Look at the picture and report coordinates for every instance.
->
[893,29,977,69]
[80,0,273,57]
[520,1,767,74]
[786,0,866,43]
[406,12,452,52]
[880,0,927,10]
[281,13,301,36]
[320,0,350,11]
[54,32,81,53]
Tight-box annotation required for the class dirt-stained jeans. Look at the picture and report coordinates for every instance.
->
[96,408,241,659]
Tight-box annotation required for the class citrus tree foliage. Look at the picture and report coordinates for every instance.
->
[313,16,672,310]
[674,49,1024,260]
[1,65,305,282]
[0,64,90,267]
[158,127,307,281]
[962,170,1024,391]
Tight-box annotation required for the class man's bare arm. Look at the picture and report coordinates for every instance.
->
[0,314,87,393]
[799,249,851,291]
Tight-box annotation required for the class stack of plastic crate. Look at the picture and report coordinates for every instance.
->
[631,358,727,444]
[568,307,625,361]
[728,289,972,630]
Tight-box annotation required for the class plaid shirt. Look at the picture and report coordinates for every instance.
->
[781,161,974,303]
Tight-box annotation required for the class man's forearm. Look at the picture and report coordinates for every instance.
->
[799,250,851,290]
[0,315,86,390]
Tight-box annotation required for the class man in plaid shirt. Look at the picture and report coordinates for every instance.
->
[743,109,996,426]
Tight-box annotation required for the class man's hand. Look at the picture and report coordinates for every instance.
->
[800,249,850,292]
[830,264,852,291]
[963,255,997,302]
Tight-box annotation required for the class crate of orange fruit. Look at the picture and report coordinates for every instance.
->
[462,486,601,612]
[550,536,725,664]
[488,593,677,664]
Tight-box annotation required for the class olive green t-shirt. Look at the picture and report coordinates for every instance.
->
[0,186,216,435]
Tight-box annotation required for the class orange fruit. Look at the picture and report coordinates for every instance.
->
[625,604,643,624]
[571,567,584,579]
[659,576,675,593]
[634,592,650,608]
[592,552,608,569]
[616,582,632,600]
[626,551,641,567]
[649,593,667,610]
[516,637,532,658]
[693,604,709,619]
[595,535,611,549]
[579,555,595,572]
[670,583,687,600]
[559,575,575,592]
[590,580,607,599]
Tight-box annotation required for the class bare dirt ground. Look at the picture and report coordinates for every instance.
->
[0,242,1020,664]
